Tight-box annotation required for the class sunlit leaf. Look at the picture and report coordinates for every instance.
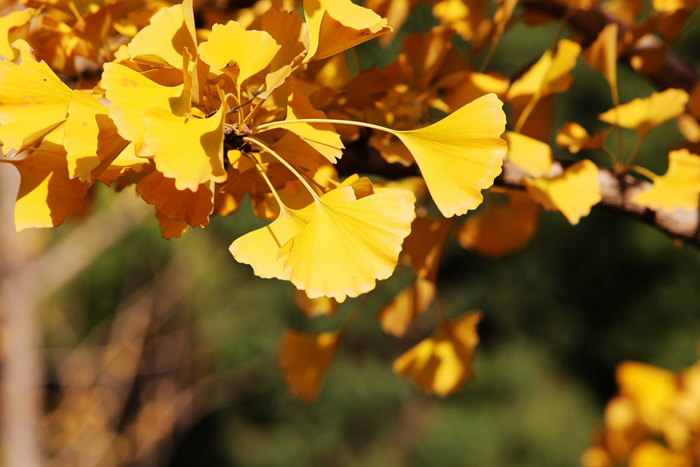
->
[198,20,280,88]
[393,93,507,217]
[127,0,196,69]
[10,130,89,231]
[304,0,391,62]
[631,149,700,212]
[279,187,416,302]
[143,102,228,192]
[525,159,601,225]
[102,63,187,154]
[599,89,689,138]
[0,40,72,154]
[64,90,129,183]
[503,131,553,177]
[507,39,581,100]
[617,361,677,429]
[0,9,34,61]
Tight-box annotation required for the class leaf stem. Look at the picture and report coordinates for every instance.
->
[244,137,320,201]
[628,165,657,181]
[622,134,646,171]
[244,152,287,209]
[257,118,396,135]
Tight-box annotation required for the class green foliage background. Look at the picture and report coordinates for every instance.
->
[45,3,700,465]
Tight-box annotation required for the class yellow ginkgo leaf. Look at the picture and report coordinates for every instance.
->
[631,149,700,212]
[503,131,553,177]
[433,0,487,41]
[137,171,214,228]
[10,139,89,231]
[377,277,435,337]
[279,188,416,302]
[393,312,481,396]
[393,93,507,218]
[198,20,280,88]
[0,40,72,154]
[583,23,618,91]
[284,81,345,163]
[507,39,581,100]
[64,90,130,183]
[229,202,314,281]
[293,288,338,317]
[142,102,228,192]
[230,177,373,281]
[599,89,689,137]
[127,0,196,69]
[457,189,540,257]
[0,9,34,60]
[617,362,677,429]
[102,63,187,153]
[278,330,340,403]
[555,122,609,154]
[628,441,692,467]
[525,159,601,225]
[304,0,392,62]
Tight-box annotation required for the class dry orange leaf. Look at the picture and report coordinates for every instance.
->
[503,131,553,177]
[442,71,510,112]
[525,159,601,225]
[293,288,338,317]
[457,189,540,257]
[631,149,700,212]
[393,312,481,396]
[377,277,435,337]
[599,89,689,138]
[278,330,340,403]
[137,171,214,228]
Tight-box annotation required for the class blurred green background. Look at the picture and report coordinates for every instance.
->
[42,2,700,466]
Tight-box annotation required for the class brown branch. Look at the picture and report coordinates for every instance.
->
[338,141,700,247]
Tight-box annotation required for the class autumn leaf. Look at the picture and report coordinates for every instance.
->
[631,149,700,212]
[525,159,601,225]
[394,312,481,396]
[278,330,340,403]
